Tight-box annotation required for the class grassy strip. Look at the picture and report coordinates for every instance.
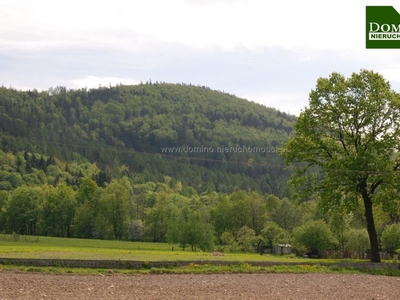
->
[0,234,315,262]
[1,263,399,277]
[1,234,397,277]
[0,235,372,263]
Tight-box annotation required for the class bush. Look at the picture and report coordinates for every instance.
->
[236,226,256,252]
[220,231,238,253]
[260,222,290,249]
[127,219,144,241]
[293,220,337,254]
[345,229,369,258]
[381,224,400,251]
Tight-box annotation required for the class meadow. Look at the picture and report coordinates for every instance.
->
[0,234,311,262]
[1,234,399,277]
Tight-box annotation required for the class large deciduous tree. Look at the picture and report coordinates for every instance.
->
[100,179,131,240]
[280,70,400,262]
[7,186,41,235]
[43,184,76,237]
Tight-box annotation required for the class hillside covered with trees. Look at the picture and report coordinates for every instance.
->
[0,82,294,196]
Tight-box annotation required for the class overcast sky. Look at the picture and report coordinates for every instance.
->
[1,0,400,115]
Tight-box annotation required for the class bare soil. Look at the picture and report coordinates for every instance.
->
[0,270,399,300]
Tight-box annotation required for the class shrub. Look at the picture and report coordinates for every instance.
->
[345,229,369,258]
[293,220,337,254]
[381,224,400,252]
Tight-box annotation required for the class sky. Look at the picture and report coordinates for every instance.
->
[1,0,400,115]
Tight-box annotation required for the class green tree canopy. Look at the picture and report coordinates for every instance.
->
[260,222,289,249]
[345,228,369,258]
[280,70,400,262]
[293,220,337,254]
[0,83,295,196]
[6,186,41,235]
[381,224,400,252]
[236,225,256,252]
[43,184,76,237]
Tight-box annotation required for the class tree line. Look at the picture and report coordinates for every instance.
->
[1,172,399,255]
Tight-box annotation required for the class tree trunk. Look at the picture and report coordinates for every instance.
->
[361,192,381,262]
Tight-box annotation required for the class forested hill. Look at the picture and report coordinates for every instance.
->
[0,83,295,196]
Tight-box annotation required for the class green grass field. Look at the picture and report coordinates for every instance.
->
[1,234,399,276]
[0,234,313,262]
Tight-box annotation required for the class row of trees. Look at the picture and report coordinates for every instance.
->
[1,176,399,255]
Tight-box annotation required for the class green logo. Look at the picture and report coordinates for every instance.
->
[366,6,400,49]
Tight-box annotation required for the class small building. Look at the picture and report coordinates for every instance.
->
[273,244,292,254]
[260,244,292,254]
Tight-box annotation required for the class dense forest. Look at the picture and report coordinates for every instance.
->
[1,83,399,255]
[0,83,294,196]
